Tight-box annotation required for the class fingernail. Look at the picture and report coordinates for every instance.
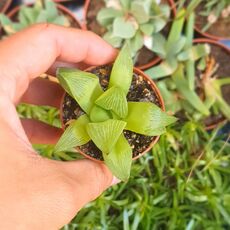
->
[111,176,121,186]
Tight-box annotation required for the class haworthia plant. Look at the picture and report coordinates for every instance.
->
[146,9,230,123]
[97,0,171,58]
[55,45,177,181]
[0,0,70,36]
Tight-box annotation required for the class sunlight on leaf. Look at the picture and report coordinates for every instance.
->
[54,115,90,153]
[109,44,133,94]
[95,86,128,118]
[124,102,177,136]
[57,68,103,114]
[103,134,132,181]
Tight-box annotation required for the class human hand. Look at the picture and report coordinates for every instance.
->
[0,24,118,229]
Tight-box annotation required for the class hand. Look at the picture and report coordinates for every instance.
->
[0,24,118,229]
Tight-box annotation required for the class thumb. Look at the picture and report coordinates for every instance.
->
[59,159,119,211]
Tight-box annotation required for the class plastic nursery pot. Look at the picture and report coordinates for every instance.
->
[0,0,12,13]
[7,3,83,29]
[193,2,230,41]
[60,66,165,163]
[193,38,230,130]
[83,0,176,70]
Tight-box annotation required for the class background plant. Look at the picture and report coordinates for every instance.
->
[145,10,230,122]
[97,0,171,58]
[0,0,70,36]
[54,45,176,181]
[199,0,230,32]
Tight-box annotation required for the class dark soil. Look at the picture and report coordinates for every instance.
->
[62,65,161,160]
[195,43,230,127]
[86,0,174,67]
[191,1,230,39]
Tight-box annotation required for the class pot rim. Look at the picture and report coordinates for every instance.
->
[6,3,83,30]
[59,66,165,163]
[193,38,230,130]
[83,0,177,70]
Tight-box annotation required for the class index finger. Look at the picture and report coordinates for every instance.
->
[0,23,117,103]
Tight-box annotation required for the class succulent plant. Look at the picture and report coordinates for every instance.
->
[0,0,70,36]
[146,10,230,122]
[145,10,211,116]
[54,45,176,181]
[96,0,171,58]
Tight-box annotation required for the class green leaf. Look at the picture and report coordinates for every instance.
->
[129,31,144,54]
[103,31,123,48]
[0,14,16,35]
[140,23,154,35]
[103,134,132,181]
[185,12,195,49]
[113,17,137,39]
[119,0,130,9]
[185,60,195,90]
[177,44,210,61]
[95,86,128,118]
[87,120,127,153]
[36,10,48,23]
[54,115,90,153]
[172,64,210,116]
[90,105,112,122]
[52,15,70,27]
[152,18,167,33]
[97,8,123,27]
[149,33,166,57]
[145,59,178,79]
[166,9,185,51]
[166,36,186,57]
[44,0,59,20]
[131,1,150,24]
[109,44,133,95]
[57,68,103,114]
[124,102,177,136]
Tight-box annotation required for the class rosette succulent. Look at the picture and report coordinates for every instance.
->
[0,0,70,36]
[97,0,171,57]
[54,45,176,181]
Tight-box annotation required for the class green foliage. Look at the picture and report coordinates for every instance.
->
[55,45,176,181]
[0,0,70,36]
[145,10,230,122]
[97,0,170,58]
[63,121,230,229]
[199,0,230,32]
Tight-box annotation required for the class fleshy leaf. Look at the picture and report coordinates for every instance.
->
[124,102,177,136]
[177,44,210,61]
[95,86,128,118]
[87,120,127,153]
[140,23,154,35]
[103,134,132,181]
[149,33,166,58]
[131,1,150,24]
[129,31,144,54]
[119,0,130,9]
[103,31,123,48]
[152,18,167,33]
[109,44,133,95]
[54,115,90,153]
[57,68,103,114]
[166,36,186,57]
[172,64,210,116]
[145,59,178,79]
[90,105,112,122]
[113,17,137,39]
[97,8,123,27]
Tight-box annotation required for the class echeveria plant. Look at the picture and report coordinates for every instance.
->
[97,0,170,57]
[0,0,70,36]
[54,45,176,181]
